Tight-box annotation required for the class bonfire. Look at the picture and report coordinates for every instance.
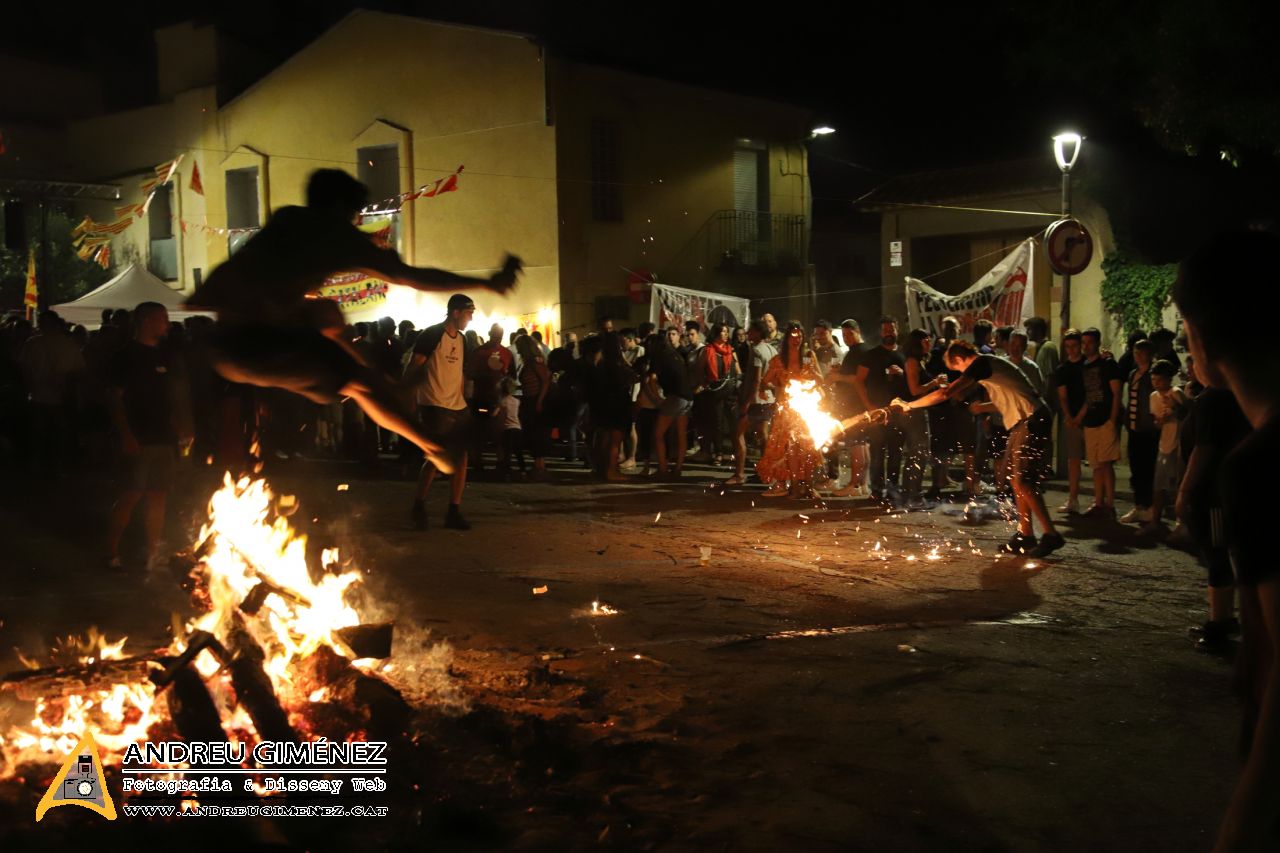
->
[0,474,406,780]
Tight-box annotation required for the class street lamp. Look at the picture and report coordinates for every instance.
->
[1052,131,1083,332]
[809,126,836,139]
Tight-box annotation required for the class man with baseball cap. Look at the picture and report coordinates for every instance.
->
[405,294,478,530]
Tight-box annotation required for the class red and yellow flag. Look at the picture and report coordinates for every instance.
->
[23,246,37,319]
[189,160,204,196]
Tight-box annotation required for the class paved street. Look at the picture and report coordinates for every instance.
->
[0,459,1240,850]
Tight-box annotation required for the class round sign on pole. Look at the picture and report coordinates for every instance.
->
[1045,218,1094,276]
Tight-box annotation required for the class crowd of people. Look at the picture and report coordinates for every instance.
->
[3,223,1279,847]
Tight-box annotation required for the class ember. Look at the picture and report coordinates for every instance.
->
[0,474,407,779]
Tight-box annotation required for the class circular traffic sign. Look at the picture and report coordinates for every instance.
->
[1045,218,1094,276]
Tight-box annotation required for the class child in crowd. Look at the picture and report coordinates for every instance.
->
[494,377,525,478]
[1146,360,1186,535]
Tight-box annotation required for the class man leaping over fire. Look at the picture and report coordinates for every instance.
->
[889,340,1065,558]
[187,169,522,473]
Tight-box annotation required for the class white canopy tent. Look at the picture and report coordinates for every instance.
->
[50,264,213,328]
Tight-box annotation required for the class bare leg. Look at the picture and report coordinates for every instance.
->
[416,460,438,501]
[450,452,468,504]
[1014,478,1056,537]
[674,416,688,474]
[1099,462,1115,507]
[655,414,672,473]
[607,432,626,480]
[1209,585,1235,622]
[107,491,143,559]
[143,490,168,562]
[342,381,452,474]
[1067,458,1081,502]
[731,418,748,480]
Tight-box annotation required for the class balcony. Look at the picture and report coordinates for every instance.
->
[710,210,806,275]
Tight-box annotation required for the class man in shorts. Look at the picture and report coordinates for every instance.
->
[186,169,521,474]
[894,340,1064,558]
[1053,329,1086,513]
[406,295,478,530]
[105,302,191,572]
[725,320,777,486]
[1074,328,1123,519]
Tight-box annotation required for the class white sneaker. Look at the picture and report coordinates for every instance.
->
[1058,498,1080,515]
[1120,507,1152,524]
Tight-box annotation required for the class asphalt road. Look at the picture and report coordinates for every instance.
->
[0,459,1241,851]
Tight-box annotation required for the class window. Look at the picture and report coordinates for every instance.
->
[225,166,260,255]
[148,184,178,280]
[590,118,621,222]
[357,145,400,209]
[357,145,402,253]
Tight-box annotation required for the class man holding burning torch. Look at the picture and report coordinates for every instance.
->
[891,340,1065,558]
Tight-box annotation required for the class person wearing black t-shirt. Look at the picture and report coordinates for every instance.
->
[1073,328,1123,519]
[1052,330,1087,513]
[854,317,909,501]
[1175,230,1275,851]
[105,302,191,572]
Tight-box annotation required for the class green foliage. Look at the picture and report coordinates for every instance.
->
[0,207,112,315]
[1099,253,1177,335]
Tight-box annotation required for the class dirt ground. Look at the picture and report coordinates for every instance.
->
[0,459,1241,851]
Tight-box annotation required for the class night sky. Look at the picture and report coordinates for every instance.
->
[4,0,1276,259]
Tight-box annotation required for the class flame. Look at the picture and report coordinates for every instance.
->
[2,474,371,777]
[783,379,844,450]
[191,474,363,693]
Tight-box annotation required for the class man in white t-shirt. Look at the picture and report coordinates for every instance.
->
[405,295,476,530]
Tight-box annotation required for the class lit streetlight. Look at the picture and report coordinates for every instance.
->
[809,126,836,139]
[1052,131,1083,332]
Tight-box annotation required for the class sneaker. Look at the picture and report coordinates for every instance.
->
[1027,532,1066,558]
[1139,520,1166,536]
[1058,497,1080,515]
[1001,532,1038,554]
[410,500,428,530]
[1189,618,1240,641]
[1083,504,1116,521]
[444,504,471,530]
[1119,507,1152,524]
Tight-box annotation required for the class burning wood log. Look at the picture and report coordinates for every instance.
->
[0,656,158,702]
[296,646,411,738]
[151,630,226,690]
[225,617,297,745]
[334,622,394,660]
[239,577,311,616]
[165,665,231,749]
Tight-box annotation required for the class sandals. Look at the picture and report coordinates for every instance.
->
[723,475,746,486]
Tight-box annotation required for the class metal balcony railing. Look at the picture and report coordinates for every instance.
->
[709,210,806,274]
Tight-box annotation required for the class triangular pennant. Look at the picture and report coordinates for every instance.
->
[35,730,117,821]
[189,160,204,196]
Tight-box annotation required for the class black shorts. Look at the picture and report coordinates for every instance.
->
[1005,409,1052,488]
[419,405,472,455]
[210,324,365,405]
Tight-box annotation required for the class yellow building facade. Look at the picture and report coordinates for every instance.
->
[49,11,810,338]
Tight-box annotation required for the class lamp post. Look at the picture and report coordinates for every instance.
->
[803,126,834,317]
[1052,132,1082,333]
